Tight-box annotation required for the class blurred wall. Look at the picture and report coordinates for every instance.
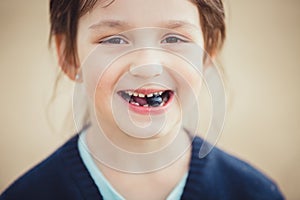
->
[0,0,299,199]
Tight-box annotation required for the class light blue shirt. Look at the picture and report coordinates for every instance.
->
[78,132,188,200]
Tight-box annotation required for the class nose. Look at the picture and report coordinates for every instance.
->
[128,49,165,78]
[129,63,163,78]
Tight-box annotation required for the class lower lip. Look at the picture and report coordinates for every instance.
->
[119,93,174,115]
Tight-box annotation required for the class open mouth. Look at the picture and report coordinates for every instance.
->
[118,89,174,108]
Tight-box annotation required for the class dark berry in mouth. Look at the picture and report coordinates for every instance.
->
[146,94,163,107]
[118,90,173,107]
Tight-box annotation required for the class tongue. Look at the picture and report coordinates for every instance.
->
[132,96,148,106]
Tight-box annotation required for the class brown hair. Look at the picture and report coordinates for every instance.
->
[49,0,225,71]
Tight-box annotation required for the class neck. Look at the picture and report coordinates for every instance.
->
[84,119,192,173]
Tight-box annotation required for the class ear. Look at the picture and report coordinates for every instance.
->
[54,34,80,81]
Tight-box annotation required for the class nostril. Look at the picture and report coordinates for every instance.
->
[129,64,163,78]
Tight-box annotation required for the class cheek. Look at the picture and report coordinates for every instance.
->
[81,69,113,114]
[94,74,114,101]
[170,57,202,93]
[92,65,125,107]
[93,76,114,118]
[168,58,202,111]
[81,56,118,99]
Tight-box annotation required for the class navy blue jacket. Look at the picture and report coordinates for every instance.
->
[0,135,284,200]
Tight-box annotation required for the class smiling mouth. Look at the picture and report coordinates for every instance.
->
[118,89,174,108]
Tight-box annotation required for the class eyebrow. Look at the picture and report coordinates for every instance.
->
[89,20,132,30]
[163,20,200,30]
[89,19,199,31]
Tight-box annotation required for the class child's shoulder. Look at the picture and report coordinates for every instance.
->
[0,135,101,200]
[1,135,285,200]
[185,136,285,200]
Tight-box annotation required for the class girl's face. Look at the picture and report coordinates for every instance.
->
[76,0,204,145]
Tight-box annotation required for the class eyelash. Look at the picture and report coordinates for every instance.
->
[161,35,189,44]
[99,34,189,45]
[99,36,128,45]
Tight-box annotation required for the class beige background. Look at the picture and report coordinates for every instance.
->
[0,0,299,199]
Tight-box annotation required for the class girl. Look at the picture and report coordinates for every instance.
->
[0,0,284,199]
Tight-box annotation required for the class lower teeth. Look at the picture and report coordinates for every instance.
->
[132,101,164,107]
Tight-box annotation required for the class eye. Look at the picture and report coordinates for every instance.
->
[99,36,128,45]
[161,35,188,44]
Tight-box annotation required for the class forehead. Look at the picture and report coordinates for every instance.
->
[80,0,201,30]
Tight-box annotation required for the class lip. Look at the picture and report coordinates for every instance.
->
[117,89,175,115]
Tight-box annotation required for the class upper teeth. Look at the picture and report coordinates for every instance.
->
[147,93,153,97]
[125,91,163,98]
[133,92,138,97]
